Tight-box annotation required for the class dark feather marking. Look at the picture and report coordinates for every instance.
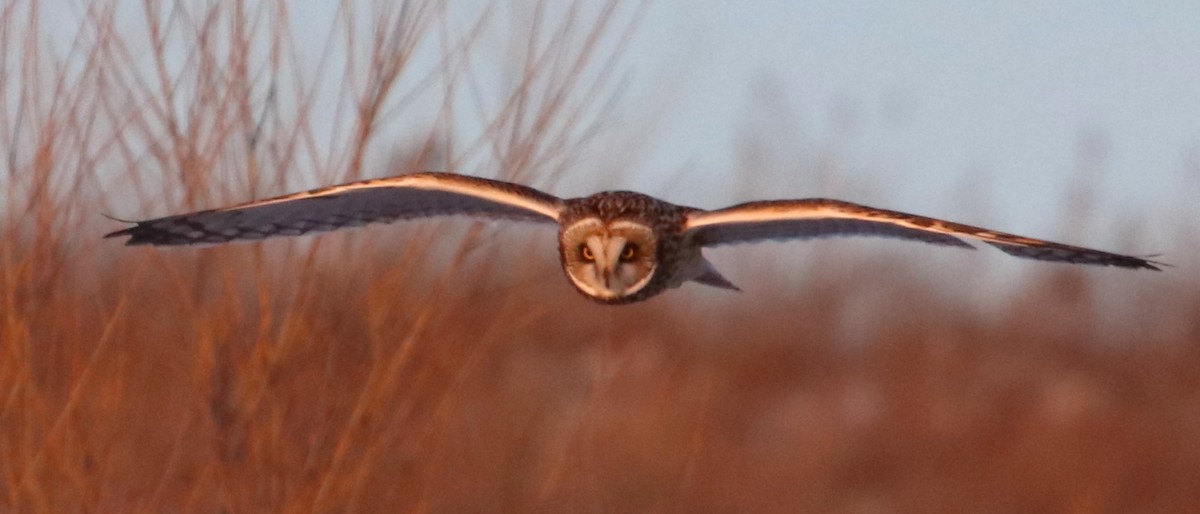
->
[982,241,1162,270]
[105,172,563,246]
[687,198,1162,271]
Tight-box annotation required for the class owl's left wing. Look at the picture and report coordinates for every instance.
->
[106,172,565,246]
[683,199,1162,270]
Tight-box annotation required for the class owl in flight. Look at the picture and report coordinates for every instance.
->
[106,172,1161,304]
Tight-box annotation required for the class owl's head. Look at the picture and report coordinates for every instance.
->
[559,218,658,302]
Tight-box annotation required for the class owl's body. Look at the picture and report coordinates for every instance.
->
[106,172,1162,304]
[557,191,706,303]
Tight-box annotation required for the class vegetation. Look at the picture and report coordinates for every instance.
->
[2,1,1196,511]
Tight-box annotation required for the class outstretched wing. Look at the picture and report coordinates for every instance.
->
[684,199,1162,270]
[105,172,565,246]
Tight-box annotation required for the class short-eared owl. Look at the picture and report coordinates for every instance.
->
[106,172,1162,304]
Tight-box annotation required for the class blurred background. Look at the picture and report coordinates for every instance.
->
[3,1,1198,512]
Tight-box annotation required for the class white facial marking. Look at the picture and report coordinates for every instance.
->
[563,221,656,300]
[586,235,609,270]
[609,220,648,231]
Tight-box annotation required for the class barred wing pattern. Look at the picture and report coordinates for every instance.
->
[105,173,565,246]
[684,199,1162,270]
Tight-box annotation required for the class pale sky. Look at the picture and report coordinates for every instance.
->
[43,1,1200,262]
[630,1,1199,239]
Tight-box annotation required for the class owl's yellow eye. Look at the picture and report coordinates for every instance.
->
[580,244,594,261]
[620,244,638,261]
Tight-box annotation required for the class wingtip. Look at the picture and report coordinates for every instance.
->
[103,227,133,240]
[1120,252,1167,271]
[101,212,137,223]
[1139,260,1169,271]
[1137,254,1170,271]
[102,213,140,241]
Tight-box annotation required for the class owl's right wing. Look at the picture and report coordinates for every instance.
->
[683,198,1162,270]
[105,172,565,246]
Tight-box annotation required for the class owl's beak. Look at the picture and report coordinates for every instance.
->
[598,236,627,290]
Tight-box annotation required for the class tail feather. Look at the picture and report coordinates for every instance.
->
[692,258,740,291]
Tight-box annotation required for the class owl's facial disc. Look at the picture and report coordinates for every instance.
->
[562,219,656,300]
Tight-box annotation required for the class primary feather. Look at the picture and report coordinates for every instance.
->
[684,199,1161,270]
[105,172,564,246]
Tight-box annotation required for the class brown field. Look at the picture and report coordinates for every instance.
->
[2,1,1198,512]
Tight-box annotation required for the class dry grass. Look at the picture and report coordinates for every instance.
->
[2,1,1198,512]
